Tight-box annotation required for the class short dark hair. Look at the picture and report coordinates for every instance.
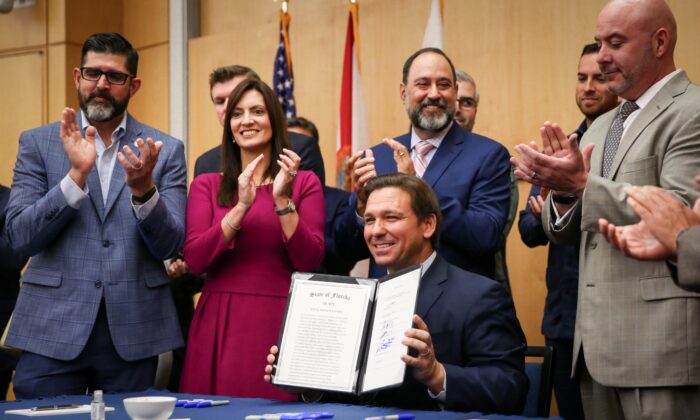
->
[218,78,290,206]
[364,173,442,250]
[402,47,456,86]
[581,43,600,57]
[287,116,319,142]
[81,32,138,76]
[208,65,260,92]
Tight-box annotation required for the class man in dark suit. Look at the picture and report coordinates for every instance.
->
[6,33,186,398]
[288,116,357,275]
[336,48,512,280]
[0,184,28,399]
[518,42,618,420]
[266,173,527,413]
[192,65,324,179]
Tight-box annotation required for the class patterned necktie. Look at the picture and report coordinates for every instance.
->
[602,101,639,177]
[413,140,435,178]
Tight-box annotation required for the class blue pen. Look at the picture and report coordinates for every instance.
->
[245,413,334,420]
[364,415,415,420]
[176,399,206,407]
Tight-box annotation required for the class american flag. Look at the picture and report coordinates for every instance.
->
[273,13,296,119]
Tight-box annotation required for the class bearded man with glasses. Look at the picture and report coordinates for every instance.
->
[5,32,186,397]
[336,48,512,282]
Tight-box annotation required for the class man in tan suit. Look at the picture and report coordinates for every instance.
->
[511,0,700,418]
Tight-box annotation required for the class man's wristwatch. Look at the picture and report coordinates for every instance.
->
[274,198,296,216]
[132,186,157,204]
[551,194,578,205]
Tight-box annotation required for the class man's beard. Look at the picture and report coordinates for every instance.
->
[79,90,129,123]
[406,98,454,133]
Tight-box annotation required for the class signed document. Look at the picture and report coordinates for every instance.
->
[272,266,421,394]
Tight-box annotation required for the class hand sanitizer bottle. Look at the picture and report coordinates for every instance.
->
[91,389,105,420]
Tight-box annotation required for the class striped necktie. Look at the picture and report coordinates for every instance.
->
[413,140,435,178]
[602,101,639,177]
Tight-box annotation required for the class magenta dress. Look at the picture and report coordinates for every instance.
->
[179,171,325,399]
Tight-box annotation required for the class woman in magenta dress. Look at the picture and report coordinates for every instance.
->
[180,78,325,399]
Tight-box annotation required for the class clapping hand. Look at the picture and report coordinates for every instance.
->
[118,137,163,196]
[272,148,301,201]
[348,149,377,216]
[60,108,96,188]
[237,154,265,209]
[383,138,415,176]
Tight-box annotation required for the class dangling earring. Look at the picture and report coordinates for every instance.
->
[232,135,236,144]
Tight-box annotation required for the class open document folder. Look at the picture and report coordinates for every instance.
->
[272,265,422,395]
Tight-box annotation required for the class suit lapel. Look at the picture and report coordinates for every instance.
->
[86,166,105,219]
[422,124,463,188]
[104,114,141,219]
[415,256,447,320]
[608,71,689,179]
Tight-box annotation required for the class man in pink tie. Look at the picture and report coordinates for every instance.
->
[335,48,512,281]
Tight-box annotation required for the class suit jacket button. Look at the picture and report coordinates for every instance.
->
[102,240,110,247]
[46,208,58,220]
[143,226,152,234]
[95,280,102,288]
[590,241,597,250]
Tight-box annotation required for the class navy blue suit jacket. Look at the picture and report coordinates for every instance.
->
[193,131,325,184]
[0,185,28,371]
[328,255,528,413]
[516,120,586,340]
[317,186,358,275]
[336,123,512,279]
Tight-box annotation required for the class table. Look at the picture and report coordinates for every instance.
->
[0,390,562,419]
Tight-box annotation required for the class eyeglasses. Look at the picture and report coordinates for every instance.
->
[80,67,134,85]
[457,96,477,109]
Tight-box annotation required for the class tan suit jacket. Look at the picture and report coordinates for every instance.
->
[543,71,700,387]
[677,225,700,292]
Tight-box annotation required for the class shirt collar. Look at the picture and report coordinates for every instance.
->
[420,251,438,278]
[410,121,453,150]
[80,111,128,148]
[633,68,682,110]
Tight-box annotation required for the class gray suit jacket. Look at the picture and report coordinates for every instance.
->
[5,112,186,361]
[676,225,700,292]
[543,71,700,387]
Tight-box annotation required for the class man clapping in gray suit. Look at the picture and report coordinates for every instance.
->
[512,0,700,418]
[5,33,186,397]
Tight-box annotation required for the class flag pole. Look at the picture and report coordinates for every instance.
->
[280,0,293,77]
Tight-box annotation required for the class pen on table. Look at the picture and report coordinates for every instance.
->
[364,415,416,420]
[244,412,334,420]
[176,399,207,407]
[31,404,81,411]
[182,399,229,408]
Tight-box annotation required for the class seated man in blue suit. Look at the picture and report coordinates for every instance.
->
[266,173,528,413]
[335,48,512,280]
[5,32,186,397]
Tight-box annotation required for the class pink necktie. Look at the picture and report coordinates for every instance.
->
[413,140,435,178]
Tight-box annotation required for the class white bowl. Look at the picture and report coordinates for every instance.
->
[123,396,177,420]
